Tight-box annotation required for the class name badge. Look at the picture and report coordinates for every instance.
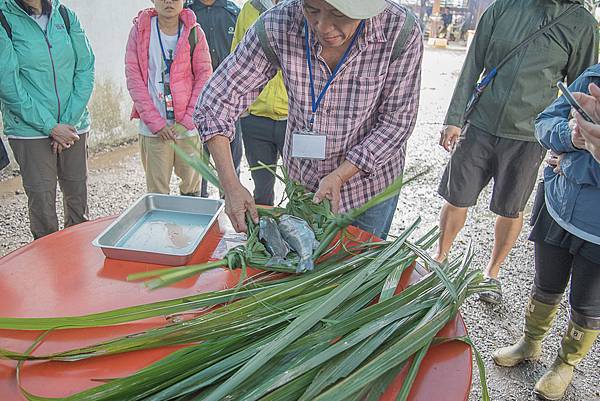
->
[292,130,326,160]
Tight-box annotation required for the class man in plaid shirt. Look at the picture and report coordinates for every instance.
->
[194,0,423,238]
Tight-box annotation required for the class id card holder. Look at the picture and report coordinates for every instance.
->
[292,129,327,160]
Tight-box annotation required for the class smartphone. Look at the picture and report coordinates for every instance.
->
[557,81,596,124]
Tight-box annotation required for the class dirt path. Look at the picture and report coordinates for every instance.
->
[1,46,598,401]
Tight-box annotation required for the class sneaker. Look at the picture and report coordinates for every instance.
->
[479,277,502,305]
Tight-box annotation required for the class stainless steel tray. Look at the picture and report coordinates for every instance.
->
[93,194,224,266]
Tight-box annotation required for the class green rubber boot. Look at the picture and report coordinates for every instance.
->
[534,320,599,401]
[492,298,559,367]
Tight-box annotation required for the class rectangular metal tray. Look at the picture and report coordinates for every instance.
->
[92,194,224,266]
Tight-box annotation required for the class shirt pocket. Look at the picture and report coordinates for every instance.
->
[324,72,387,158]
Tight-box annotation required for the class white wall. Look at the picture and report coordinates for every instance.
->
[61,0,248,86]
[61,0,149,86]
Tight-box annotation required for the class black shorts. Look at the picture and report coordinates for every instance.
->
[438,124,546,218]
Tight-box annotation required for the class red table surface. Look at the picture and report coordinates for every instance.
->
[0,215,472,401]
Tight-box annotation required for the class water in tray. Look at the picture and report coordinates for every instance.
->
[116,210,212,254]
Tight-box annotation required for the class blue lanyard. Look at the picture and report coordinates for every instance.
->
[156,17,181,75]
[305,19,365,128]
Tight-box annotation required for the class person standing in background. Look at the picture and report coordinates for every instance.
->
[0,0,95,239]
[231,0,288,206]
[125,0,213,196]
[435,0,598,305]
[187,0,243,198]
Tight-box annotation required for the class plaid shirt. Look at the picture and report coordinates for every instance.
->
[194,0,423,212]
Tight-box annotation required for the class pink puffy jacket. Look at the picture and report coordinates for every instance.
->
[125,8,212,134]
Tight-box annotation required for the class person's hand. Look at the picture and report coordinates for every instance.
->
[50,124,78,148]
[572,83,600,123]
[51,140,69,154]
[570,117,586,150]
[313,172,344,214]
[439,125,461,152]
[157,126,177,141]
[546,152,563,175]
[574,112,600,164]
[223,182,259,233]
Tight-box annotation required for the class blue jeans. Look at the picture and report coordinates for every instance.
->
[352,195,399,240]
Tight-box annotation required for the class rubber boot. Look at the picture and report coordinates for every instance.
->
[492,298,559,367]
[534,320,599,401]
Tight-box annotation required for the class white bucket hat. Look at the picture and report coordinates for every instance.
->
[323,0,388,19]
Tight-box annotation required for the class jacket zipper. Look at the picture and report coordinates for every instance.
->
[29,12,62,122]
[43,33,61,122]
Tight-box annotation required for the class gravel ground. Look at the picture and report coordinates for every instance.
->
[1,46,598,401]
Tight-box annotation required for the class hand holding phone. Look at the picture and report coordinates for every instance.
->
[557,81,597,124]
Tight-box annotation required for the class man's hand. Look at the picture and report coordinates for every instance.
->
[50,124,78,148]
[157,126,177,141]
[313,161,359,214]
[439,125,461,152]
[314,172,344,214]
[206,134,259,232]
[223,182,258,233]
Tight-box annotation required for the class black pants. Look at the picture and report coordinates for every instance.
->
[534,240,600,320]
[201,120,243,198]
[240,114,286,206]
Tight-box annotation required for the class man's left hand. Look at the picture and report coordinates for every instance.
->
[314,172,344,214]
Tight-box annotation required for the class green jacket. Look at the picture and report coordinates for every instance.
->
[0,0,95,138]
[445,0,598,142]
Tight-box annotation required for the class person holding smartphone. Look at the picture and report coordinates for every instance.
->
[492,65,600,401]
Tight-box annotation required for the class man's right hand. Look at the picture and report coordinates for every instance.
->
[50,124,78,148]
[224,182,259,233]
[439,125,461,152]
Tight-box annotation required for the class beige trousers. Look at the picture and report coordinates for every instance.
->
[139,135,201,195]
[9,134,89,239]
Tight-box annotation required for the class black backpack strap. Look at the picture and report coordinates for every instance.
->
[390,8,417,64]
[250,0,269,15]
[58,4,71,34]
[0,9,12,40]
[189,25,198,71]
[255,16,279,68]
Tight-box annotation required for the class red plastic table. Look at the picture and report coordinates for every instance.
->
[0,216,472,401]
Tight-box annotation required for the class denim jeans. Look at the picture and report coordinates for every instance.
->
[352,194,399,240]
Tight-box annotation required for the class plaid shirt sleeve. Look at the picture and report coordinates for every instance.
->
[345,26,423,176]
[346,26,423,175]
[193,27,278,142]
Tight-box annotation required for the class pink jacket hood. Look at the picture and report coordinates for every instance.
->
[125,7,213,133]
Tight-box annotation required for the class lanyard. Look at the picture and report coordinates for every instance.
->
[305,19,365,128]
[156,17,181,75]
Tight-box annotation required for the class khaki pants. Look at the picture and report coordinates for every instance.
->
[139,135,201,195]
[9,134,89,240]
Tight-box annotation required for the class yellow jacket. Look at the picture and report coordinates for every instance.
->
[231,1,288,120]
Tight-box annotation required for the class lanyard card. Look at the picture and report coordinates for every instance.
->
[292,130,326,160]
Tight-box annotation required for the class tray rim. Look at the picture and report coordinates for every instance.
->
[91,193,225,258]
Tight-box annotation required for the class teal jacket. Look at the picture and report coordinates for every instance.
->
[0,0,95,138]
